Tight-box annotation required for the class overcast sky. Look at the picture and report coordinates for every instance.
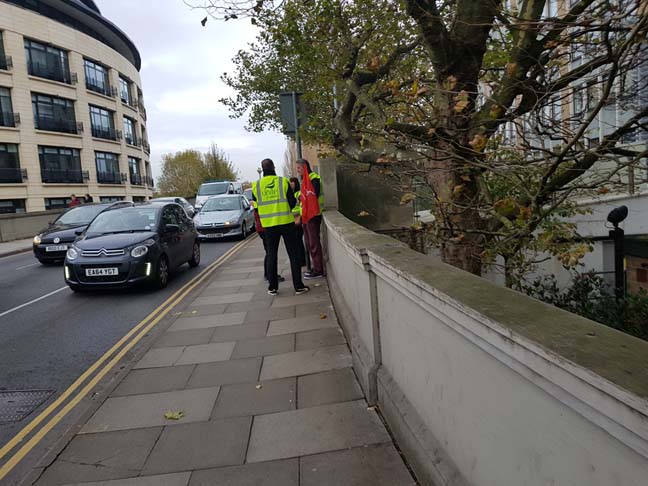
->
[95,0,287,182]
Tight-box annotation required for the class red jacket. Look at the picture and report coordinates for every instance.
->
[254,208,264,233]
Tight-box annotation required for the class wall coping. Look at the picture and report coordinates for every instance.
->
[0,209,63,221]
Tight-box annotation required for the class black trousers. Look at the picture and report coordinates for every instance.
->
[259,231,270,279]
[265,223,305,291]
[295,224,307,267]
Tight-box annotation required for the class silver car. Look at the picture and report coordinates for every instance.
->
[193,195,255,240]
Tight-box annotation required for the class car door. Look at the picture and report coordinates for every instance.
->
[160,206,182,267]
[174,205,195,261]
[241,196,253,231]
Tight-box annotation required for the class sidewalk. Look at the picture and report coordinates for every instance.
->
[31,238,416,486]
[0,238,32,258]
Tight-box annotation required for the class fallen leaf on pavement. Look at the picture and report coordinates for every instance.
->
[164,411,185,420]
[319,314,328,319]
[255,384,263,390]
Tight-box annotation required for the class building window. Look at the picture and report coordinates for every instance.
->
[44,197,71,211]
[0,199,26,214]
[95,152,122,184]
[128,156,142,185]
[24,38,71,84]
[145,161,153,187]
[142,125,150,153]
[123,116,139,146]
[100,196,124,203]
[84,59,111,97]
[0,31,11,71]
[0,87,16,127]
[39,146,83,183]
[119,76,135,106]
[132,196,146,203]
[32,93,78,133]
[0,143,22,183]
[89,105,118,140]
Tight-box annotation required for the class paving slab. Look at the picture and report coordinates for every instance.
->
[134,347,185,369]
[235,257,265,264]
[80,387,220,434]
[300,444,416,486]
[226,300,273,313]
[246,400,390,463]
[169,312,246,331]
[112,365,195,397]
[295,301,335,318]
[142,417,252,475]
[181,303,229,316]
[193,292,255,306]
[231,334,294,359]
[295,327,346,351]
[175,342,236,365]
[187,357,262,388]
[210,322,268,343]
[204,278,263,291]
[64,472,191,486]
[36,428,162,485]
[153,329,214,348]
[221,267,265,275]
[272,293,331,308]
[188,459,298,486]
[298,368,364,408]
[211,378,296,419]
[244,306,295,323]
[260,345,352,381]
[267,315,338,336]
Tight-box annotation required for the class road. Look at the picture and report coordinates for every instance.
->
[0,240,240,449]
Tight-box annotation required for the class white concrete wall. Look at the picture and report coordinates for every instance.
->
[324,211,648,486]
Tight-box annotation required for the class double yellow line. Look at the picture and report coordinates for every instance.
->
[0,237,253,480]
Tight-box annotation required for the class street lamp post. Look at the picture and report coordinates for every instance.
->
[607,205,628,300]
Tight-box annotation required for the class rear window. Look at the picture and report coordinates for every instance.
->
[198,182,229,196]
[56,205,105,225]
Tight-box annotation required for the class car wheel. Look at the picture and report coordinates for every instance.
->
[241,224,248,240]
[154,255,170,289]
[188,241,200,268]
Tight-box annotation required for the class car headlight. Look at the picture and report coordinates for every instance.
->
[223,221,231,226]
[66,247,79,260]
[33,235,41,245]
[131,245,149,258]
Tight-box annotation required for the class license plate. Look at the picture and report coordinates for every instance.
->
[205,233,223,238]
[85,268,118,276]
[46,245,68,252]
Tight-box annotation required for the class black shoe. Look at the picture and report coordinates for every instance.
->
[295,286,310,295]
[303,272,324,280]
[278,276,286,282]
[267,289,278,296]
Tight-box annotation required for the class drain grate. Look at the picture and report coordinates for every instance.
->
[0,390,54,424]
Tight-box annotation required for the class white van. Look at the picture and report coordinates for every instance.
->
[195,181,237,210]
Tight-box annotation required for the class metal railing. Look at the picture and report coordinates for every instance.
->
[122,95,138,109]
[0,112,19,128]
[86,80,116,98]
[41,168,88,184]
[35,116,82,134]
[0,167,27,183]
[125,133,141,147]
[28,61,74,84]
[130,173,143,185]
[142,140,151,154]
[0,55,12,71]
[97,171,125,184]
[91,126,121,141]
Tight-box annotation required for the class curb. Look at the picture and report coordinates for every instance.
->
[0,247,32,259]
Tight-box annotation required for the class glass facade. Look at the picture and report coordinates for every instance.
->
[95,151,121,184]
[24,38,71,84]
[89,105,116,140]
[84,58,111,96]
[32,93,78,133]
[39,146,83,183]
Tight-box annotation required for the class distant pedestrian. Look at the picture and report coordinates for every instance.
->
[252,158,308,296]
[296,159,324,279]
[69,194,81,208]
[84,193,94,204]
[289,177,308,268]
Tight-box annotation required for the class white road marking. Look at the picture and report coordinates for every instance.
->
[0,286,69,319]
[15,262,39,270]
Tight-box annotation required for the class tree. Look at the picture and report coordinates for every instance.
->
[157,144,239,197]
[191,0,648,280]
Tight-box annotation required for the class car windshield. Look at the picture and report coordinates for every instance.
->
[201,198,240,212]
[87,208,159,234]
[198,183,229,196]
[56,205,106,225]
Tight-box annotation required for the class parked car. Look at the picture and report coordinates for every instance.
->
[64,203,199,291]
[193,195,255,241]
[150,197,195,217]
[33,202,133,264]
[194,180,238,210]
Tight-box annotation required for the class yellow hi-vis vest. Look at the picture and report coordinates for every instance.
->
[292,190,302,216]
[252,175,294,227]
[309,172,324,215]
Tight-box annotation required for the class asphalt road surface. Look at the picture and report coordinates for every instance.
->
[0,239,241,449]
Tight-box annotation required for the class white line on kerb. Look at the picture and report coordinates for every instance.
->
[0,286,69,319]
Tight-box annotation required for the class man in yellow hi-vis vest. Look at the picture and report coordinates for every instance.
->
[252,158,309,296]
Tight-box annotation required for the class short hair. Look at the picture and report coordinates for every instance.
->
[289,177,301,192]
[261,158,274,171]
[296,159,312,172]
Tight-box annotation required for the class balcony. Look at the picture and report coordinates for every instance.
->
[145,176,155,188]
[87,80,116,98]
[123,96,138,110]
[35,116,83,134]
[0,112,20,128]
[138,100,147,120]
[125,133,141,147]
[28,62,75,85]
[41,168,88,184]
[143,140,151,154]
[0,167,27,183]
[0,55,12,71]
[91,126,121,141]
[130,173,143,186]
[97,171,127,184]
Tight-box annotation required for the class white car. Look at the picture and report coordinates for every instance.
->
[194,181,237,210]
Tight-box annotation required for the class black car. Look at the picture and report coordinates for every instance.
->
[33,202,133,264]
[64,203,200,291]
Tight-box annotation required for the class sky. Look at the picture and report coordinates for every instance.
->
[95,0,288,182]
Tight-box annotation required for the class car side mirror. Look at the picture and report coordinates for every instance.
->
[74,229,84,236]
[164,224,180,233]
